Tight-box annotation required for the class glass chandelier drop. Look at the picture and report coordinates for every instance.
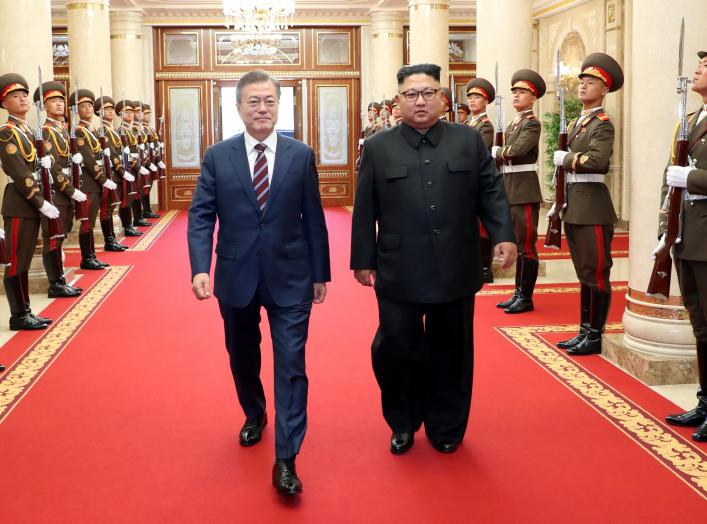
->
[223,0,296,33]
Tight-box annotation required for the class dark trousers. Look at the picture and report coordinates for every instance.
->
[218,282,312,460]
[565,223,614,292]
[372,292,475,442]
[676,257,707,401]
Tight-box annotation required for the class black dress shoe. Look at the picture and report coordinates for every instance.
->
[143,211,161,219]
[693,419,707,442]
[10,314,49,331]
[239,412,267,447]
[80,258,106,270]
[0,363,5,372]
[272,458,302,496]
[133,219,152,227]
[430,439,460,454]
[390,432,414,455]
[666,405,707,427]
[94,257,110,268]
[504,297,534,314]
[30,313,52,325]
[557,327,588,349]
[104,240,128,252]
[496,290,519,309]
[481,267,494,284]
[48,281,82,298]
[567,329,602,356]
[123,226,143,237]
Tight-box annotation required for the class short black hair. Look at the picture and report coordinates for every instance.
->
[236,70,281,103]
[397,64,441,86]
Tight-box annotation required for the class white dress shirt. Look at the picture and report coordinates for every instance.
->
[696,104,707,125]
[244,130,277,184]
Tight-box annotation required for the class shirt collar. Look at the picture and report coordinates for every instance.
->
[470,112,487,123]
[516,109,533,117]
[244,130,278,154]
[581,106,602,117]
[400,120,442,149]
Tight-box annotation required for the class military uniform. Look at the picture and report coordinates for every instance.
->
[94,95,128,251]
[456,103,470,125]
[663,51,707,441]
[141,104,162,219]
[33,81,82,297]
[440,88,452,122]
[495,69,546,313]
[0,73,54,330]
[131,103,153,228]
[363,102,381,139]
[555,52,624,356]
[114,100,142,237]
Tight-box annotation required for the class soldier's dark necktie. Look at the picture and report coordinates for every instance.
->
[253,143,269,211]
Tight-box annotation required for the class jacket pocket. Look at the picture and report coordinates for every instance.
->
[285,241,308,258]
[378,233,400,251]
[384,166,408,180]
[447,158,471,173]
[215,244,237,260]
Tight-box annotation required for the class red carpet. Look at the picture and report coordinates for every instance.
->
[0,209,703,523]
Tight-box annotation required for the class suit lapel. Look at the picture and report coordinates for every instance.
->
[265,134,293,216]
[229,134,260,213]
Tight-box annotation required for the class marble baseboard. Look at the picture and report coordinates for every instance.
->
[602,333,697,386]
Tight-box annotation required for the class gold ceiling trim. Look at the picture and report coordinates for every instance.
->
[533,0,584,18]
[66,2,109,11]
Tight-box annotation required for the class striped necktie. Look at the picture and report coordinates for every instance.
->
[253,143,269,211]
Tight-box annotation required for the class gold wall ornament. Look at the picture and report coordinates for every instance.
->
[222,0,295,33]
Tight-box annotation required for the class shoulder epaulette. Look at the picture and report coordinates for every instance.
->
[597,113,610,121]
[526,114,536,120]
[482,117,490,123]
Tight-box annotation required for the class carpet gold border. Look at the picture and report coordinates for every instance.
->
[130,210,179,251]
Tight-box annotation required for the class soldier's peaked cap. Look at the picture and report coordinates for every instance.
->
[367,101,381,112]
[114,100,134,113]
[94,95,115,115]
[698,51,706,59]
[511,69,546,98]
[33,81,66,103]
[465,78,495,103]
[69,89,96,106]
[440,87,452,106]
[579,52,624,92]
[0,73,29,102]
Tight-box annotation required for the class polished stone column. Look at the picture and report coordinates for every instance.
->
[370,11,404,105]
[110,10,144,101]
[67,0,112,95]
[604,0,705,384]
[408,0,449,84]
[476,0,533,123]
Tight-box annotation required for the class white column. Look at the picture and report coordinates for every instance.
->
[67,0,112,95]
[110,10,144,101]
[408,0,449,85]
[476,0,533,122]
[370,11,404,104]
[621,0,704,359]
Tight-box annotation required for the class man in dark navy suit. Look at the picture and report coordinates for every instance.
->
[188,70,330,496]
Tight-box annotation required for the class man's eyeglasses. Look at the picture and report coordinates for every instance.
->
[399,88,439,103]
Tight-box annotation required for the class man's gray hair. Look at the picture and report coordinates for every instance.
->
[236,70,281,103]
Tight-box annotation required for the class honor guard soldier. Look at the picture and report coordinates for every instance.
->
[456,103,470,124]
[466,77,497,283]
[391,97,402,125]
[141,104,163,219]
[493,69,546,313]
[0,73,59,330]
[114,99,142,237]
[131,101,153,228]
[378,99,393,130]
[95,95,128,251]
[71,89,117,269]
[551,53,624,355]
[34,81,85,297]
[439,87,452,121]
[661,50,707,441]
[363,102,381,138]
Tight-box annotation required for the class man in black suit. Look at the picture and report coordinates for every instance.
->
[188,70,330,496]
[351,63,516,455]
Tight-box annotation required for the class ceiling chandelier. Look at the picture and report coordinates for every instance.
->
[223,0,296,33]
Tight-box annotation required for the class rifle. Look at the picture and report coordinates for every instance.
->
[544,49,567,250]
[137,99,150,194]
[450,75,457,123]
[118,93,138,201]
[494,62,505,170]
[158,100,166,180]
[98,86,121,206]
[35,67,64,240]
[68,78,89,222]
[647,18,690,299]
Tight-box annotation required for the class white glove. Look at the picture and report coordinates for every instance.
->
[39,201,60,219]
[61,167,70,175]
[122,146,130,155]
[103,179,117,190]
[124,172,135,182]
[651,234,666,260]
[553,150,569,167]
[0,229,5,241]
[138,143,146,151]
[491,146,501,159]
[666,165,692,188]
[157,160,166,169]
[149,163,158,172]
[159,142,165,149]
[546,203,557,218]
[139,166,150,176]
[71,189,87,202]
[103,148,111,157]
[71,152,83,164]
[40,155,52,169]
[130,153,139,159]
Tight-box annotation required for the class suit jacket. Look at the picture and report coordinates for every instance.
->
[350,121,514,303]
[562,110,617,225]
[498,112,543,205]
[188,132,331,308]
[659,107,707,261]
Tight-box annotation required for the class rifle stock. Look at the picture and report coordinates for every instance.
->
[35,137,64,240]
[69,134,89,221]
[99,133,121,205]
[545,131,567,249]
